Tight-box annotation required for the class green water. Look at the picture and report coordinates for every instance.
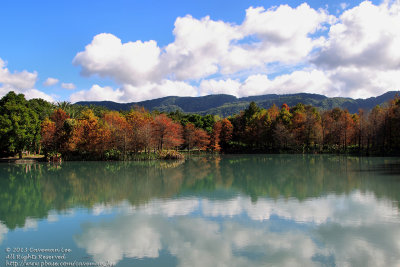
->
[0,155,399,266]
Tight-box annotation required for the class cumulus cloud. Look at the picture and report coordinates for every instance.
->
[163,15,242,80]
[24,89,55,102]
[0,58,54,101]
[61,82,76,90]
[200,70,334,98]
[71,80,197,103]
[0,58,37,89]
[72,3,333,101]
[72,1,400,101]
[73,33,161,86]
[314,1,400,70]
[236,4,333,65]
[311,0,400,97]
[43,77,59,86]
[70,84,123,102]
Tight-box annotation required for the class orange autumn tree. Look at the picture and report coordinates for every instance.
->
[183,123,196,151]
[40,118,56,154]
[126,107,154,153]
[72,109,110,156]
[184,123,210,151]
[152,114,183,150]
[219,118,233,150]
[103,111,130,157]
[209,121,222,151]
[41,108,71,155]
[193,128,210,150]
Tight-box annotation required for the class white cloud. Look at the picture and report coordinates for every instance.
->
[70,80,197,103]
[237,4,333,65]
[121,80,197,102]
[340,2,349,10]
[200,70,333,98]
[0,58,54,101]
[72,3,333,101]
[70,84,123,102]
[314,1,400,70]
[61,82,76,90]
[43,77,59,86]
[24,89,55,102]
[73,33,161,86]
[0,58,37,89]
[199,78,241,96]
[71,1,400,101]
[163,15,241,80]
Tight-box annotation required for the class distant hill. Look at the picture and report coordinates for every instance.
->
[75,91,400,116]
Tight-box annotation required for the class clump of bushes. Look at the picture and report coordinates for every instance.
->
[157,150,184,160]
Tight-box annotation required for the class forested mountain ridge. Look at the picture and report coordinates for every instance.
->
[76,91,400,115]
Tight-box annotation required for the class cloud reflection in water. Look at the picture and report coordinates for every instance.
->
[74,191,400,267]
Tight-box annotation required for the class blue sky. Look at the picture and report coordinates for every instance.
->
[0,0,398,102]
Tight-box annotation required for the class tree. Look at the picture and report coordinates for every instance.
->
[72,109,110,156]
[183,123,196,151]
[126,107,153,153]
[40,118,56,154]
[209,121,222,152]
[29,98,54,154]
[273,121,293,149]
[0,92,39,158]
[219,118,233,150]
[244,101,261,123]
[193,128,209,150]
[152,114,183,150]
[103,111,129,157]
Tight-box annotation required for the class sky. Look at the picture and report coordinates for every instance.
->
[0,0,399,103]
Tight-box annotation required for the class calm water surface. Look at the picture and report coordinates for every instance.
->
[0,155,400,266]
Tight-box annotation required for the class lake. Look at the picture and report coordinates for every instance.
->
[0,155,399,266]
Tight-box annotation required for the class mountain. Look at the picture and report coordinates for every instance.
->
[75,91,400,116]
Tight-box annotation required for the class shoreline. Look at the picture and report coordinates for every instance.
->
[1,151,399,164]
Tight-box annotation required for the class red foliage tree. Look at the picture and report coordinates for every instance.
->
[41,108,71,154]
[152,114,183,150]
[72,109,110,155]
[220,118,233,150]
[104,111,130,155]
[193,128,210,150]
[184,123,197,151]
[126,108,154,153]
[210,121,222,151]
[40,118,56,153]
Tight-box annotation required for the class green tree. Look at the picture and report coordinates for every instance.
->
[0,92,39,158]
[28,98,54,154]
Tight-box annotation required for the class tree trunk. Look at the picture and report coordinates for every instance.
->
[19,151,23,159]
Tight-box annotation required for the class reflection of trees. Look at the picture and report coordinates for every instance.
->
[0,161,185,229]
[223,155,400,204]
[0,155,399,229]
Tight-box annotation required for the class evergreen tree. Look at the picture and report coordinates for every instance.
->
[0,92,39,158]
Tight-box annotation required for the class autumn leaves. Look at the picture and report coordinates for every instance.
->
[40,108,232,160]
